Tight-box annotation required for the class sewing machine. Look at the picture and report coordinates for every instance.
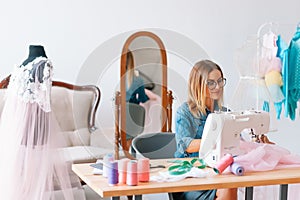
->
[199,110,270,167]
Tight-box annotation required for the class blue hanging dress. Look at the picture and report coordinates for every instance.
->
[287,27,300,120]
[276,35,289,118]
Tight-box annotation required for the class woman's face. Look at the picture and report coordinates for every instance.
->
[205,69,223,100]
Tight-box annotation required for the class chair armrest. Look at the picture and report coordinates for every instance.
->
[61,128,91,147]
[90,128,114,150]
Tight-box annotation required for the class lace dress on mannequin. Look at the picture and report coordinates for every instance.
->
[0,45,85,200]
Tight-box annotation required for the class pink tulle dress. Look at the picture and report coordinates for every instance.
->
[0,57,85,199]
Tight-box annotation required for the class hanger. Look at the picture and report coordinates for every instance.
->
[257,22,278,38]
[267,22,274,34]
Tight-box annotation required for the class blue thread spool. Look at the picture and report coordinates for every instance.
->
[230,162,244,176]
[108,161,119,186]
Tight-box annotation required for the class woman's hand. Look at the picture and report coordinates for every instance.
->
[186,139,201,153]
[144,89,158,101]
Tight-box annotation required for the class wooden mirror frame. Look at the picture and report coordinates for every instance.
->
[115,31,173,159]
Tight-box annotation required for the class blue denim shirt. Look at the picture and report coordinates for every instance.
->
[174,102,226,158]
[126,76,149,104]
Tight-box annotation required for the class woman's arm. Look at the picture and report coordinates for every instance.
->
[185,139,201,153]
[175,104,199,157]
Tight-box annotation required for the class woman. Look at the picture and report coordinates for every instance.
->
[125,50,149,104]
[173,60,237,200]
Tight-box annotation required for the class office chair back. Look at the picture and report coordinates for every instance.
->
[131,132,176,159]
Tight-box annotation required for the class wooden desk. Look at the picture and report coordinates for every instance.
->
[72,159,300,200]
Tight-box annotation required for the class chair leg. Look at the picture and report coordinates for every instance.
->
[130,145,136,158]
[168,193,174,200]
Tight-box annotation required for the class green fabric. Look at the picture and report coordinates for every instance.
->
[168,158,206,175]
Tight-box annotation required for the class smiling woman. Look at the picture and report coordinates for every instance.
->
[173,59,237,200]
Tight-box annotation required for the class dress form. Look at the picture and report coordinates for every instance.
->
[0,45,85,199]
[21,45,48,66]
[231,35,277,132]
[21,45,48,83]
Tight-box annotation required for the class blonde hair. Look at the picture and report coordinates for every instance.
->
[187,60,224,117]
[126,50,135,88]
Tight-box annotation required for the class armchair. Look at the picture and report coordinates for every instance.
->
[0,76,112,164]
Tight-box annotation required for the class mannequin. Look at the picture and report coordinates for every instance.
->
[21,45,47,66]
[21,45,48,83]
[0,45,86,199]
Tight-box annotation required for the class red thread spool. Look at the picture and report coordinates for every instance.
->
[213,154,234,174]
[126,161,138,186]
[118,158,130,184]
[138,158,150,182]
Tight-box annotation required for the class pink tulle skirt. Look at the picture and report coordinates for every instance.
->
[0,93,85,199]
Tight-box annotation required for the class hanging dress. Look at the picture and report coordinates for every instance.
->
[260,32,284,119]
[0,57,85,200]
[287,27,300,120]
[276,35,290,119]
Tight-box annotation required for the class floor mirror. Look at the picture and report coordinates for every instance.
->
[115,31,173,159]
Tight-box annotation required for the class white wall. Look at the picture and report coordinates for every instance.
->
[1,0,300,154]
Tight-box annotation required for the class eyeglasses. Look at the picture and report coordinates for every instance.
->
[206,77,226,90]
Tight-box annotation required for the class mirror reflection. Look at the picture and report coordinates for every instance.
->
[115,31,172,159]
[125,50,153,104]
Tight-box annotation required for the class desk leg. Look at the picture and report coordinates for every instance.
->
[279,184,288,200]
[111,197,120,200]
[134,195,142,200]
[245,187,253,200]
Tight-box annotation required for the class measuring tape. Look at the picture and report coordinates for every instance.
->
[168,158,206,175]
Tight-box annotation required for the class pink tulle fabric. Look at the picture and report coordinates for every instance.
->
[235,140,300,171]
[235,141,300,200]
[0,58,85,199]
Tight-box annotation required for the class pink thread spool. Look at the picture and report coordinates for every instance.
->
[213,154,234,174]
[118,158,130,184]
[126,160,138,186]
[138,158,150,182]
[108,161,119,186]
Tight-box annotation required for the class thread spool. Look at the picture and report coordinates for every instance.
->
[108,161,119,186]
[126,160,138,186]
[213,154,234,174]
[138,158,150,182]
[118,158,130,184]
[103,153,114,178]
[230,162,244,176]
